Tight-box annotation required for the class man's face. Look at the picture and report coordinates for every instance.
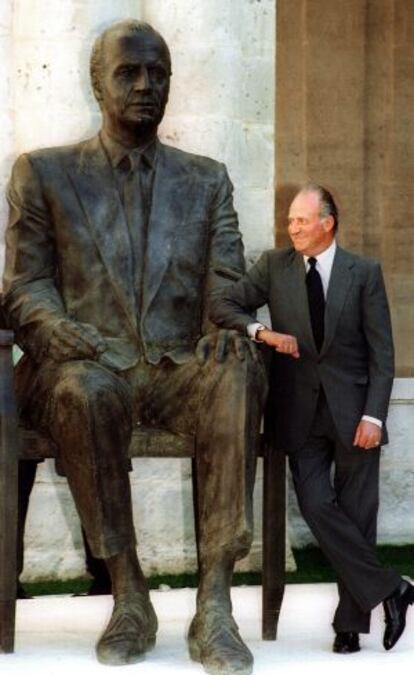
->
[97,29,170,137]
[288,191,335,256]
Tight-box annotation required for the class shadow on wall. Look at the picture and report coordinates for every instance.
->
[275,183,299,249]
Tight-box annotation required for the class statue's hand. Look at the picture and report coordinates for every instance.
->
[47,319,107,362]
[195,329,258,365]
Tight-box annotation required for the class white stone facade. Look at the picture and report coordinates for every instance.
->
[0,1,412,581]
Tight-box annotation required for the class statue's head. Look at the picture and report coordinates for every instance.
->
[90,20,172,139]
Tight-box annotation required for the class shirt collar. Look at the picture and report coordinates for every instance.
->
[304,238,337,270]
[99,130,158,171]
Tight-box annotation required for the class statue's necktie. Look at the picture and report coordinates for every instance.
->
[122,154,149,309]
[306,257,325,352]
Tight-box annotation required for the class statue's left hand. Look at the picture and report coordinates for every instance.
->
[195,329,258,364]
[46,319,107,362]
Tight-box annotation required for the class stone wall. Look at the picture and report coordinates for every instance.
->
[276,0,414,377]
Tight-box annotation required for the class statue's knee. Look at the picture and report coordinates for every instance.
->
[52,361,130,419]
[220,351,267,390]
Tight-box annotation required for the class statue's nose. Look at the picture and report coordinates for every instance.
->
[133,66,151,90]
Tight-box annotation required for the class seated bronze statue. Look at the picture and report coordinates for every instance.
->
[2,20,267,675]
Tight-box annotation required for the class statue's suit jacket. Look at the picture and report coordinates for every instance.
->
[3,136,245,379]
[211,246,395,453]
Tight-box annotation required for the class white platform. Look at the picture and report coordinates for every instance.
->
[2,583,413,674]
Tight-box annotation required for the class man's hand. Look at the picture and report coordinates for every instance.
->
[257,328,300,358]
[195,329,258,365]
[47,319,107,362]
[353,420,382,450]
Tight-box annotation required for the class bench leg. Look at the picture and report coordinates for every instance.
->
[0,602,16,654]
[0,338,19,653]
[262,445,286,640]
[191,458,201,571]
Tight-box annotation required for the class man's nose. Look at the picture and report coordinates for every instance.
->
[133,66,151,90]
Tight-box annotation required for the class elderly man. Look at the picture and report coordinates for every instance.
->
[211,184,414,654]
[3,20,266,675]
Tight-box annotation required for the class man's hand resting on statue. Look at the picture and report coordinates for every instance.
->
[46,319,107,362]
[256,328,300,358]
[196,329,258,364]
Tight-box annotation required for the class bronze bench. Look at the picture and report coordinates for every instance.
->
[0,329,285,653]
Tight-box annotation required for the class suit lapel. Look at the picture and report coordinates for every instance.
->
[65,136,137,332]
[141,143,195,317]
[284,252,318,356]
[320,246,355,356]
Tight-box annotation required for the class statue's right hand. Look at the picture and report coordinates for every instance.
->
[46,319,107,362]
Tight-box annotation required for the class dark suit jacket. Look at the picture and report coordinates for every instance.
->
[3,135,245,374]
[211,246,395,452]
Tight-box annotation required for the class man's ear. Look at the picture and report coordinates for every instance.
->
[322,215,335,233]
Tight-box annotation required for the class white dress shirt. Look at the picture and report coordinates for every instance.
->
[303,239,337,298]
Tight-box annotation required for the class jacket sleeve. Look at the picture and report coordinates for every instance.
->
[2,153,66,362]
[209,249,271,335]
[361,261,395,422]
[201,164,245,332]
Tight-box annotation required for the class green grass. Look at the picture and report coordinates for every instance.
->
[21,545,414,597]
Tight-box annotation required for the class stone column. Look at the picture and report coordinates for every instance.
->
[0,0,14,275]
[276,0,414,375]
[378,0,414,376]
[276,0,367,250]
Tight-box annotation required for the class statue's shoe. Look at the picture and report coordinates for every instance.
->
[188,609,253,675]
[96,592,158,665]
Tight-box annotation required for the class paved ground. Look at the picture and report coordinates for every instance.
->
[1,582,413,674]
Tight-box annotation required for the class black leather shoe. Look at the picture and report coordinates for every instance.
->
[383,579,414,650]
[333,632,360,654]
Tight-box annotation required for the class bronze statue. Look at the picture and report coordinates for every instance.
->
[3,20,266,674]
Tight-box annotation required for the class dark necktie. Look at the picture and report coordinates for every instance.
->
[306,257,325,351]
[122,154,149,310]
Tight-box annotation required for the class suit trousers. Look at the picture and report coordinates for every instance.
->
[26,351,266,563]
[289,389,400,633]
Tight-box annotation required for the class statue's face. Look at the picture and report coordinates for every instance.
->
[98,29,170,136]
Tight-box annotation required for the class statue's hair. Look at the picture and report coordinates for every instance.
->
[90,20,172,96]
[298,183,339,231]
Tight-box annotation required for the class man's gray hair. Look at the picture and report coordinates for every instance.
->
[90,20,172,97]
[299,183,339,231]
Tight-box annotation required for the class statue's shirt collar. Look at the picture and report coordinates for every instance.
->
[99,130,158,171]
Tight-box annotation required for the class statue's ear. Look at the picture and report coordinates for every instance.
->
[93,82,103,102]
